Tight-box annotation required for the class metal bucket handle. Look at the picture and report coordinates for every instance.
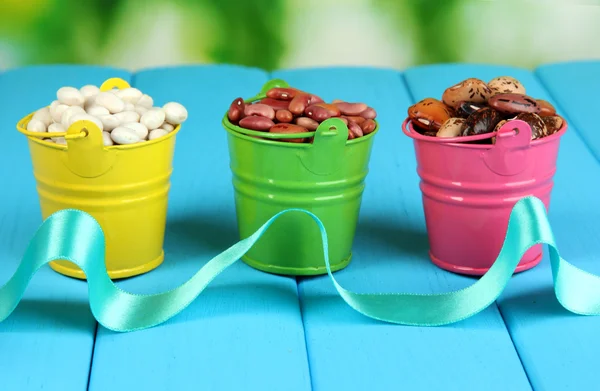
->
[482,119,532,176]
[15,77,134,178]
[298,117,349,176]
[62,78,130,177]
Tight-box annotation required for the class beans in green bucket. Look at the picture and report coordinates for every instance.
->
[407,76,564,142]
[227,86,378,143]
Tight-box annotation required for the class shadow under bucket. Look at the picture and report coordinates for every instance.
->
[402,117,567,276]
[222,79,379,276]
[16,77,181,280]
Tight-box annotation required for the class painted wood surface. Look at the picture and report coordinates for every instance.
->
[1,61,599,391]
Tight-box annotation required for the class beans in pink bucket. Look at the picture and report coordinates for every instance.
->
[407,76,564,142]
[227,86,377,143]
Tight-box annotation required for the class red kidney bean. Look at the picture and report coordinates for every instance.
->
[308,95,324,104]
[342,115,365,126]
[361,119,377,135]
[244,103,275,120]
[239,115,274,131]
[295,116,319,131]
[227,97,245,123]
[289,93,311,115]
[347,121,363,138]
[269,123,309,143]
[230,85,378,142]
[305,103,340,122]
[359,107,377,119]
[275,109,293,123]
[259,98,290,110]
[266,88,299,100]
[335,102,368,116]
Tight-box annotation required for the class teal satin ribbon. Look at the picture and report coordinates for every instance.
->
[1,195,600,332]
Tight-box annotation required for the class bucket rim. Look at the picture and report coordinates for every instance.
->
[17,110,181,151]
[401,116,567,149]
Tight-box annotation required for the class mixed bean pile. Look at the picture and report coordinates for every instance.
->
[227,86,377,143]
[26,84,188,146]
[407,76,564,142]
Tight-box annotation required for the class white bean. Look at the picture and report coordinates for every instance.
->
[163,102,188,125]
[48,123,65,133]
[98,115,120,131]
[148,128,169,140]
[102,131,114,146]
[161,123,175,132]
[84,96,97,111]
[140,108,165,130]
[116,88,143,104]
[95,92,125,114]
[137,94,153,108]
[111,127,141,145]
[50,101,69,123]
[57,86,85,106]
[80,85,100,102]
[135,105,148,116]
[87,105,110,117]
[68,113,104,132]
[124,102,135,111]
[124,122,149,139]
[61,106,85,128]
[32,107,53,126]
[27,118,47,133]
[52,136,67,145]
[115,110,140,124]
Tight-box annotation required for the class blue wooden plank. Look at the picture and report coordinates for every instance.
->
[0,65,130,391]
[404,63,600,391]
[271,67,531,391]
[87,65,312,391]
[535,60,600,161]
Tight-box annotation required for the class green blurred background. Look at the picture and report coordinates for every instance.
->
[1,0,599,71]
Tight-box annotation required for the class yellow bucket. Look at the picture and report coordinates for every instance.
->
[16,77,181,279]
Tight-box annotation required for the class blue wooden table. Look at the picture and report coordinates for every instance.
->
[0,61,599,391]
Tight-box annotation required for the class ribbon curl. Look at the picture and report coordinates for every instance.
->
[1,196,600,332]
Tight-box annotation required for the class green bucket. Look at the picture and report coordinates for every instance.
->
[222,79,379,276]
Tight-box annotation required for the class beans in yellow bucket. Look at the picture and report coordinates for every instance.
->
[26,83,189,146]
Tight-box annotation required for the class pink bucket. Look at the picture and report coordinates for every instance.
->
[402,117,567,275]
